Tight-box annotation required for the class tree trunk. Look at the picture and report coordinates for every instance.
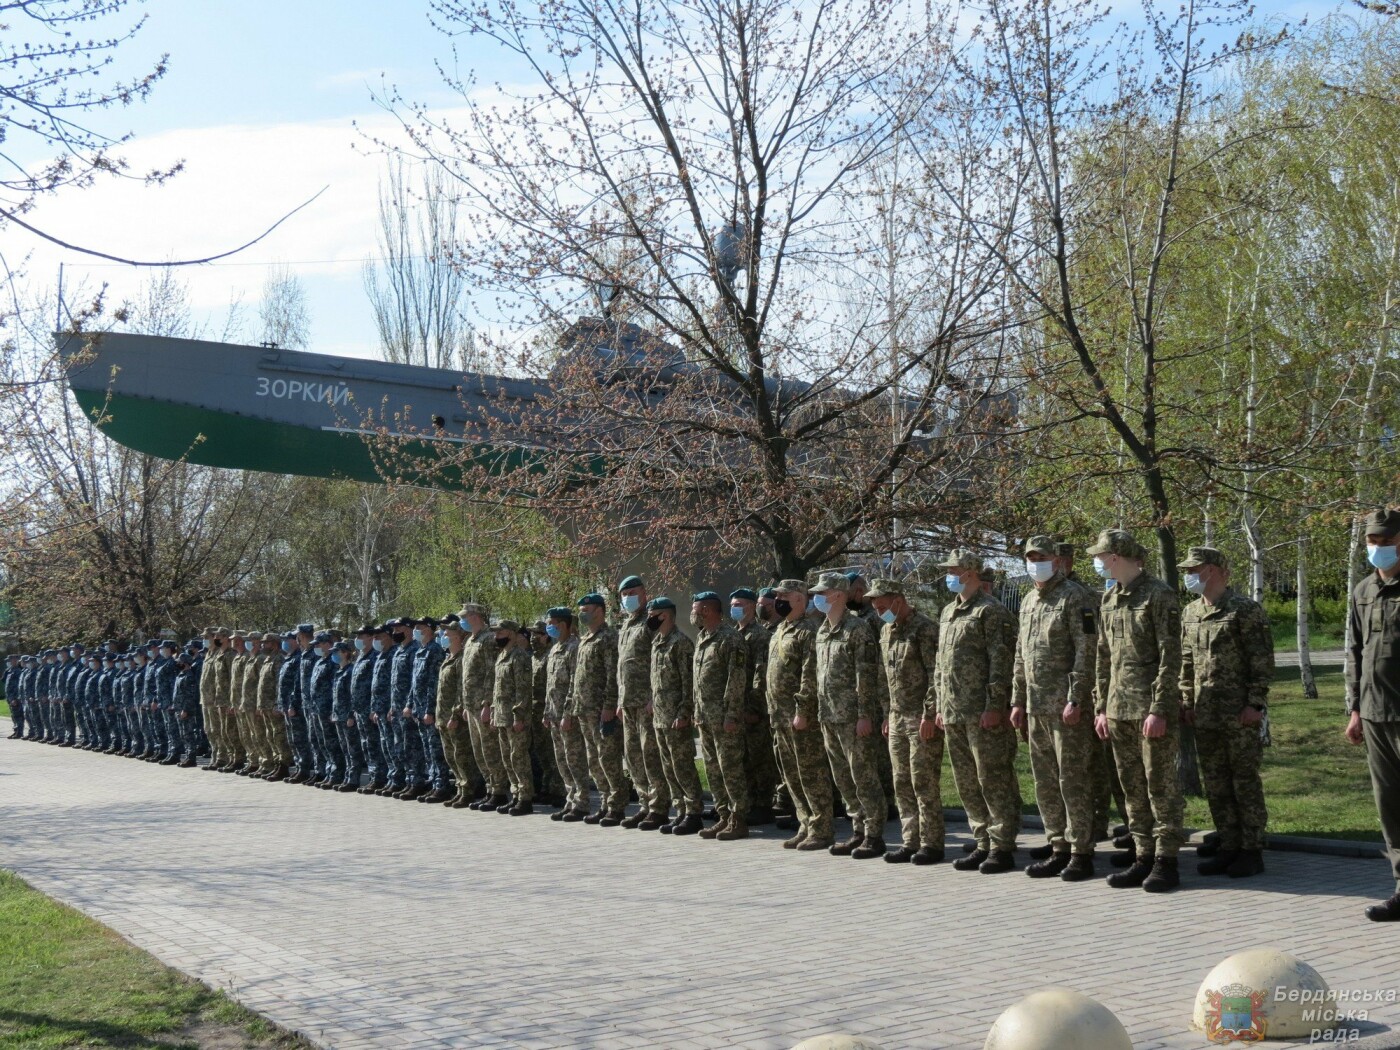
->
[1296,531,1318,700]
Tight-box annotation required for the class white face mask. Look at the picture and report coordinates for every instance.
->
[372,638,386,653]
[621,594,641,613]
[1026,559,1055,583]
[1092,556,1112,579]
[1184,572,1206,594]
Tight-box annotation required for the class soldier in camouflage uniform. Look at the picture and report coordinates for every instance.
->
[435,615,471,808]
[491,619,536,815]
[256,632,290,780]
[934,550,1020,873]
[225,630,251,772]
[1178,546,1273,879]
[569,593,629,824]
[730,588,777,825]
[1011,536,1100,881]
[767,581,833,849]
[690,591,751,840]
[461,604,508,810]
[1090,528,1185,893]
[209,628,237,771]
[756,586,798,827]
[543,608,589,821]
[868,578,945,865]
[812,571,887,859]
[528,623,564,805]
[616,575,669,829]
[647,597,704,835]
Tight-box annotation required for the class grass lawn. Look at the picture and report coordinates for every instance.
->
[1271,622,1344,652]
[935,665,1380,842]
[0,870,311,1050]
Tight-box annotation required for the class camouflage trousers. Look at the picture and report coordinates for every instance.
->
[1028,711,1098,855]
[823,720,887,840]
[378,713,403,786]
[439,720,478,795]
[743,717,779,815]
[580,715,629,814]
[201,703,222,763]
[655,722,704,816]
[1091,733,1127,837]
[699,722,749,819]
[1108,716,1185,858]
[549,720,591,810]
[237,709,261,767]
[622,706,669,815]
[335,721,364,783]
[1363,719,1400,894]
[1197,721,1267,851]
[774,721,834,841]
[467,707,508,796]
[888,716,945,850]
[496,724,534,800]
[262,709,292,769]
[532,703,564,801]
[945,721,1021,852]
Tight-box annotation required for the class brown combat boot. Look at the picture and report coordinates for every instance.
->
[698,813,728,840]
[716,815,749,841]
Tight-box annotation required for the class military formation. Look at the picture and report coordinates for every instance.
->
[7,518,1400,918]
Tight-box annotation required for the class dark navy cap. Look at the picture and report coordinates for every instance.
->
[618,575,644,592]
[577,593,606,608]
[646,597,676,612]
[546,606,573,621]
[296,623,316,636]
[355,623,376,635]
[729,588,757,602]
[692,591,720,603]
[313,631,334,644]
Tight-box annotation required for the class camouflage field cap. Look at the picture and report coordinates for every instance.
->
[809,571,849,594]
[216,627,232,638]
[201,626,217,637]
[1086,528,1145,560]
[1055,540,1075,559]
[865,577,904,599]
[459,602,489,619]
[1364,507,1400,538]
[1178,546,1226,571]
[495,618,520,633]
[1023,534,1058,557]
[774,578,808,595]
[244,631,264,642]
[937,548,983,572]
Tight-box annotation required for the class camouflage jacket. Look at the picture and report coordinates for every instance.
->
[255,652,283,711]
[278,650,303,714]
[815,612,880,724]
[650,627,694,726]
[154,656,179,710]
[616,611,656,711]
[211,648,235,708]
[934,592,1015,724]
[369,645,394,717]
[1179,587,1272,724]
[330,661,354,722]
[409,641,445,719]
[738,620,769,718]
[765,618,817,723]
[569,623,618,718]
[492,645,533,727]
[693,622,746,726]
[1347,570,1400,721]
[461,629,498,717]
[1094,572,1181,720]
[880,609,939,720]
[544,635,579,722]
[307,654,336,717]
[1012,574,1098,715]
[436,649,463,723]
[350,649,377,717]
[390,639,418,713]
[229,653,251,710]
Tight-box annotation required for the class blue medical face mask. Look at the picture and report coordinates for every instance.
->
[354,638,366,652]
[880,609,896,625]
[1093,556,1113,579]
[437,631,448,647]
[945,574,965,594]
[1184,572,1206,594]
[545,624,561,640]
[621,594,641,613]
[331,652,343,666]
[1104,579,1117,592]
[372,638,386,653]
[1368,543,1399,572]
[730,606,744,621]
[281,640,292,653]
[245,640,256,653]
[414,630,427,645]
[813,594,831,614]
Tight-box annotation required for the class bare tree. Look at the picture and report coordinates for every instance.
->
[258,266,311,350]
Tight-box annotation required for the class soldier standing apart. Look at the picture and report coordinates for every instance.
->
[868,578,945,865]
[616,575,669,829]
[570,593,629,825]
[934,550,1020,873]
[1345,508,1400,921]
[489,620,535,814]
[1011,536,1100,881]
[1178,546,1273,879]
[647,597,703,835]
[1090,528,1185,893]
[812,571,888,859]
[731,588,777,826]
[691,591,752,841]
[543,608,589,822]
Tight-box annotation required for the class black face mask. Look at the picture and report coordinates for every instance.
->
[758,606,773,622]
[495,637,510,649]
[773,598,792,618]
[645,615,663,631]
[848,599,865,612]
[392,632,406,644]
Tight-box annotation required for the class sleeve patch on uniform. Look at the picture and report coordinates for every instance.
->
[1082,610,1096,635]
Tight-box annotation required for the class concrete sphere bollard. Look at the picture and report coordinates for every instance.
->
[790,1036,886,1050]
[1192,947,1332,1041]
[983,988,1132,1050]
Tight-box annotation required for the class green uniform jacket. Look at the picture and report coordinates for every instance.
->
[766,618,817,724]
[738,620,769,719]
[815,611,880,724]
[693,623,746,726]
[569,623,618,719]
[881,609,940,720]
[256,652,283,712]
[1013,574,1098,716]
[1347,571,1400,721]
[436,649,463,722]
[1094,572,1181,720]
[544,635,578,722]
[461,629,497,718]
[935,592,1015,724]
[617,611,655,711]
[492,646,533,727]
[650,628,694,726]
[1179,587,1272,724]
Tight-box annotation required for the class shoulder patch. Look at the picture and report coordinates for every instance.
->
[1081,609,1096,635]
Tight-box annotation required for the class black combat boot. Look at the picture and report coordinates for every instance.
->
[671,814,704,836]
[1109,844,1138,868]
[508,798,534,816]
[1112,832,1134,850]
[1142,855,1180,893]
[1027,852,1071,878]
[1226,849,1265,878]
[1026,844,1054,861]
[851,837,886,859]
[637,812,669,831]
[828,833,863,857]
[1365,893,1400,922]
[884,845,918,864]
[1197,850,1240,876]
[910,846,945,865]
[979,850,1016,874]
[620,810,647,829]
[561,807,587,823]
[1107,853,1156,889]
[954,848,989,871]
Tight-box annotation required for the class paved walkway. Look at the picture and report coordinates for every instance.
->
[2,728,1398,1050]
